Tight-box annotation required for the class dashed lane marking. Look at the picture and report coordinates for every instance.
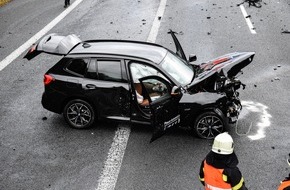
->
[239,4,257,34]
[0,0,84,72]
[95,0,168,189]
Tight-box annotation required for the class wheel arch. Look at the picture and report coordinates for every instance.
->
[61,96,98,118]
[191,107,228,139]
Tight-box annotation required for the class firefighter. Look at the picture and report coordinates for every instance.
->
[199,132,248,190]
[278,155,290,190]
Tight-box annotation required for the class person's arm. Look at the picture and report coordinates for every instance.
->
[223,167,248,190]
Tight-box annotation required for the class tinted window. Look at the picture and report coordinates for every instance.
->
[98,60,122,82]
[66,58,89,76]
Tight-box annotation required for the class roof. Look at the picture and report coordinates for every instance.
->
[68,40,168,63]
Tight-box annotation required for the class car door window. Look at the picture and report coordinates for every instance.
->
[129,62,170,105]
[141,78,169,102]
[98,60,123,82]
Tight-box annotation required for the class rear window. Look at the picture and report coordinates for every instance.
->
[66,58,89,76]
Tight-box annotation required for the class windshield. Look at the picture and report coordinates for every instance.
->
[160,51,194,86]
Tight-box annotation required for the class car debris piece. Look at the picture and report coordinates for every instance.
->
[237,0,262,8]
[282,30,290,34]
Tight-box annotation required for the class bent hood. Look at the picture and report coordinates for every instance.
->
[189,52,255,87]
[24,33,81,60]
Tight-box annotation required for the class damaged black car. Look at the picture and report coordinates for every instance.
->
[24,30,255,141]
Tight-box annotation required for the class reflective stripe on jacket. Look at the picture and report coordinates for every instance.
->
[203,160,232,190]
[278,180,290,190]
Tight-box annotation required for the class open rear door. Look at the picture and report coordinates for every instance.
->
[24,33,81,60]
[139,76,182,143]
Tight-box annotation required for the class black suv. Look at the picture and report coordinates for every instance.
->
[25,31,254,141]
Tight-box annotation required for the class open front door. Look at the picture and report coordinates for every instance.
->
[168,29,187,61]
[139,76,182,142]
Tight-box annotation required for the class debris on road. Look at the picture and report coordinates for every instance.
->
[237,0,262,8]
[281,30,290,34]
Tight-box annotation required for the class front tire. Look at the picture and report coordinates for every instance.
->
[63,99,95,129]
[193,111,224,139]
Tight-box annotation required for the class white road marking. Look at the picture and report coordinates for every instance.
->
[0,0,84,72]
[95,126,131,190]
[95,0,167,189]
[239,4,257,34]
[146,0,167,43]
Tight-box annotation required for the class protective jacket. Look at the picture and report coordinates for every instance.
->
[199,151,247,190]
[278,176,290,190]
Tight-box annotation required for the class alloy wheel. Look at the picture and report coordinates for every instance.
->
[195,112,224,139]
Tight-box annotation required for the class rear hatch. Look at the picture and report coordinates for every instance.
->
[24,33,81,60]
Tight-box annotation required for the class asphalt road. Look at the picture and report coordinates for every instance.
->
[0,0,290,189]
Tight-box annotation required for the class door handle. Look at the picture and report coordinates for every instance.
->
[85,84,97,89]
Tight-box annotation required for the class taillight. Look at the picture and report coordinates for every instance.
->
[44,74,54,85]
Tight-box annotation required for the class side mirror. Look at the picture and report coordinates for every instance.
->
[171,86,181,96]
[188,54,197,62]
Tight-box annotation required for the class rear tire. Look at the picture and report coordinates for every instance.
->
[193,111,224,139]
[63,99,95,129]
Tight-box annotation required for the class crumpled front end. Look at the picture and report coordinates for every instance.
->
[187,52,255,125]
[226,96,242,123]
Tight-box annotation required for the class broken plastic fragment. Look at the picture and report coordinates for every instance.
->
[281,30,290,34]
